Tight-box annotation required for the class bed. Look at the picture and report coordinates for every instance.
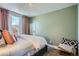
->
[0,35,47,56]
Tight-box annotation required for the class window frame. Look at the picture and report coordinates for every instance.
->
[8,11,22,35]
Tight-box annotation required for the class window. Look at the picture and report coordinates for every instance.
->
[8,12,22,35]
[12,16,20,35]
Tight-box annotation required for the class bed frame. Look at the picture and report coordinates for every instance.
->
[32,45,48,56]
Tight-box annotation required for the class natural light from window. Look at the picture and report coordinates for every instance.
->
[12,16,20,35]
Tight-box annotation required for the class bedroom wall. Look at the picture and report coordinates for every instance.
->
[78,4,79,55]
[31,5,77,45]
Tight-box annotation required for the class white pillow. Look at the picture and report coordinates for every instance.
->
[58,43,74,53]
[0,37,6,47]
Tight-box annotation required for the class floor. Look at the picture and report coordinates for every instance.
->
[44,49,62,56]
[43,46,74,56]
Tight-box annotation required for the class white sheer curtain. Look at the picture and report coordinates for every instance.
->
[8,11,22,35]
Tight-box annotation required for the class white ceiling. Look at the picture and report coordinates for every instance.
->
[0,3,77,17]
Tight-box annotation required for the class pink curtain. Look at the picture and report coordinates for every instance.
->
[0,8,9,30]
[22,16,30,34]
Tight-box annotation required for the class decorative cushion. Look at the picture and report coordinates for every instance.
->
[2,30,15,44]
[11,34,17,42]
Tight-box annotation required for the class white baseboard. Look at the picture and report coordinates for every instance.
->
[47,44,60,50]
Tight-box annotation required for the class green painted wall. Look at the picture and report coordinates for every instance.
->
[31,5,77,45]
[77,4,79,50]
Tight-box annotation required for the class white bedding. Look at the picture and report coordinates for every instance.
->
[0,38,33,56]
[0,35,47,56]
[20,35,47,49]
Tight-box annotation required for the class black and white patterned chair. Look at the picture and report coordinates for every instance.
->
[61,38,78,55]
